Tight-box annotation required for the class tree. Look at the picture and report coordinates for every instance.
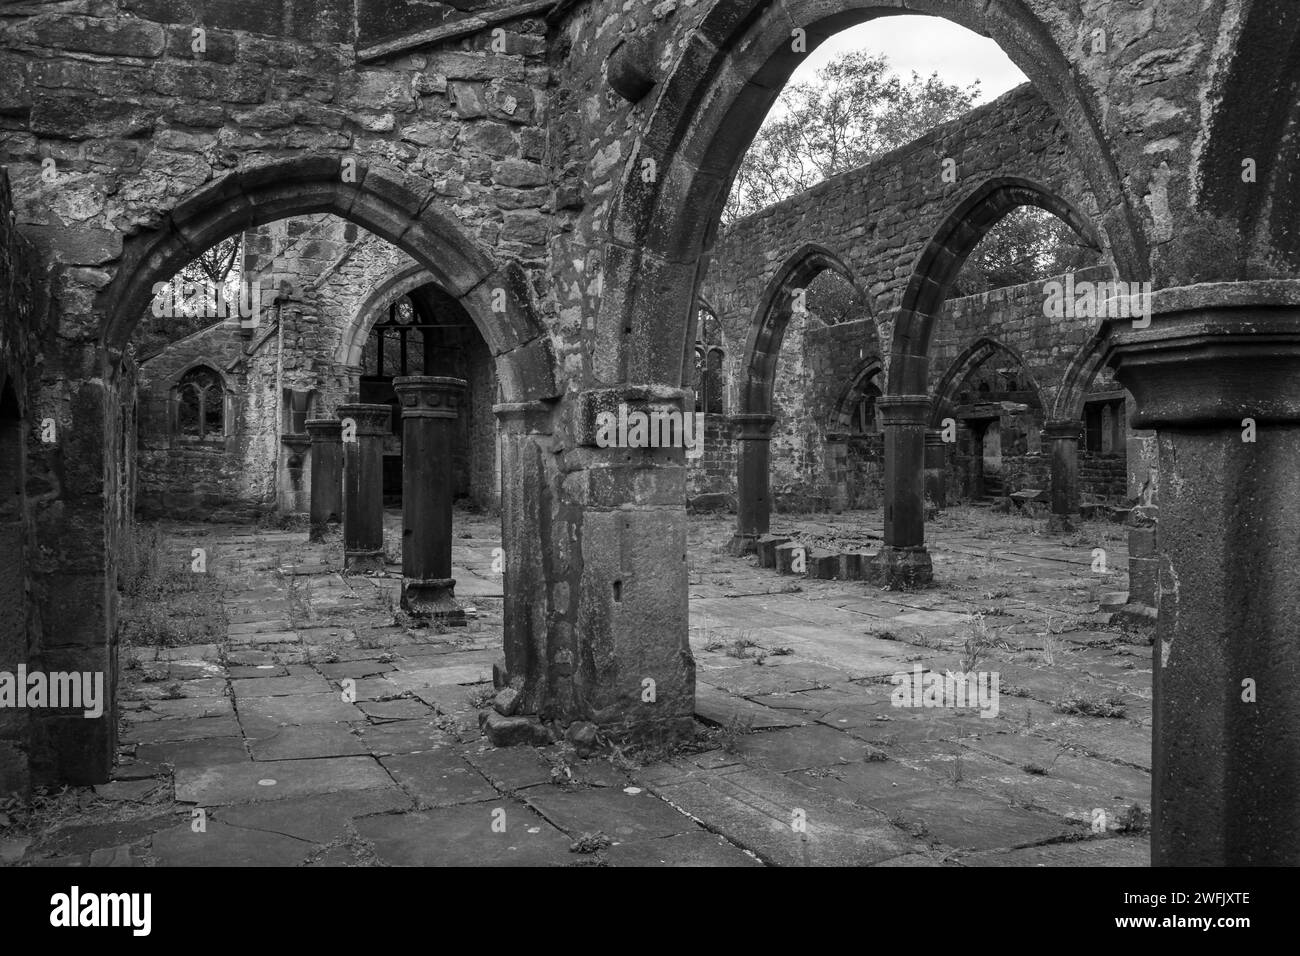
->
[179,235,241,286]
[949,206,1100,296]
[723,52,981,222]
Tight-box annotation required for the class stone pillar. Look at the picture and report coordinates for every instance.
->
[1041,419,1082,531]
[493,401,554,719]
[305,418,342,542]
[393,376,466,623]
[1110,281,1300,866]
[574,386,694,739]
[729,413,776,555]
[1124,426,1160,616]
[923,428,948,509]
[875,395,932,585]
[823,431,849,512]
[338,403,390,573]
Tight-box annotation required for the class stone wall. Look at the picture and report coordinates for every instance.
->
[697,83,1103,393]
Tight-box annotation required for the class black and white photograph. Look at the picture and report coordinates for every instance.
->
[0,0,1290,923]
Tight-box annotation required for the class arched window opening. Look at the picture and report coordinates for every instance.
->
[694,308,726,414]
[174,366,224,441]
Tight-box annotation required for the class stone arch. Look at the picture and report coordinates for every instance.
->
[829,357,884,434]
[606,0,1147,389]
[739,242,871,415]
[1194,1,1300,260]
[1052,325,1117,422]
[338,263,440,368]
[100,158,558,405]
[929,336,1047,427]
[889,177,1104,396]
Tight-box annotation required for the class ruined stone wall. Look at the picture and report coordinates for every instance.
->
[697,83,1103,387]
[133,213,508,515]
[0,169,43,793]
[135,315,274,519]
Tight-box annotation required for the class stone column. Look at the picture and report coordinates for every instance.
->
[493,401,554,720]
[728,413,776,555]
[875,395,932,585]
[1109,281,1300,866]
[393,376,466,623]
[575,386,694,739]
[337,403,390,573]
[923,428,948,509]
[305,418,342,542]
[1042,419,1082,531]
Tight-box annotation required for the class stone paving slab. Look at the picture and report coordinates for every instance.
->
[958,836,1150,866]
[175,756,396,806]
[128,715,242,744]
[647,766,925,867]
[694,682,807,729]
[211,789,414,844]
[150,820,315,867]
[380,750,497,808]
[125,696,234,721]
[238,693,365,737]
[357,698,435,721]
[248,723,370,761]
[353,802,573,866]
[522,784,698,842]
[601,830,763,866]
[136,736,249,769]
[461,746,555,790]
[729,724,886,772]
[231,674,333,697]
[355,718,453,756]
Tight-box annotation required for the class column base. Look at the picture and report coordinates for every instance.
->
[871,546,933,588]
[309,519,340,543]
[344,549,385,573]
[728,532,759,556]
[401,577,467,625]
[1047,513,1078,533]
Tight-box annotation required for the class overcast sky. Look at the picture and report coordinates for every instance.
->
[782,15,1029,106]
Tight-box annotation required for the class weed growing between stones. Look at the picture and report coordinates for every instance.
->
[1054,691,1127,718]
[118,523,226,647]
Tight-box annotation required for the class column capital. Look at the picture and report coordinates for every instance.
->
[1041,419,1083,440]
[876,394,930,425]
[305,418,342,442]
[494,400,554,434]
[729,412,777,440]
[1110,281,1300,428]
[336,403,392,435]
[573,384,692,447]
[393,376,467,419]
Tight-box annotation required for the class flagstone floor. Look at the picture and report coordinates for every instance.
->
[4,506,1153,867]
